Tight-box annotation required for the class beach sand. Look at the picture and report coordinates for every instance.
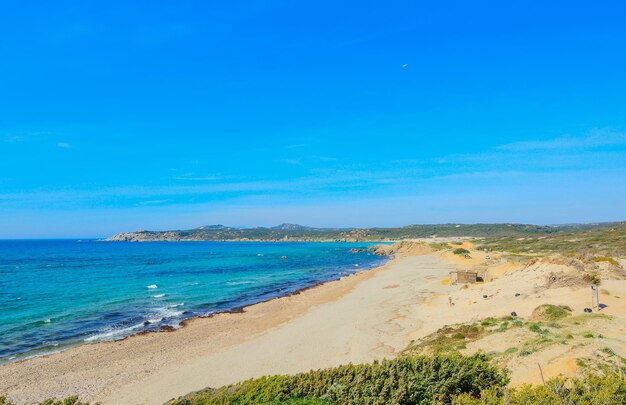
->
[1,246,625,404]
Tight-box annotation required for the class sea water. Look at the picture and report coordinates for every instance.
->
[0,240,388,363]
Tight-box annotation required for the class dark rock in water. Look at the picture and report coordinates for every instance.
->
[143,321,151,326]
[584,307,592,313]
[515,293,521,297]
[511,311,517,317]
[160,325,176,332]
[349,248,366,253]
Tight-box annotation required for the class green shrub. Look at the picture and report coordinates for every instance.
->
[583,272,601,285]
[451,372,626,404]
[169,354,508,404]
[519,350,532,357]
[530,304,571,321]
[602,347,616,356]
[593,256,619,266]
[528,323,548,335]
[453,248,470,255]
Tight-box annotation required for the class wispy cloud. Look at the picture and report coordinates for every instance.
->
[171,175,221,181]
[57,142,72,148]
[284,143,306,149]
[313,156,338,162]
[3,135,23,143]
[281,158,301,165]
[497,130,626,151]
[139,199,171,206]
[170,171,224,181]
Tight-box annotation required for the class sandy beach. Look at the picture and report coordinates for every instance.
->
[1,243,625,404]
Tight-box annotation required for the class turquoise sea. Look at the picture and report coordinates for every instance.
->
[0,240,388,363]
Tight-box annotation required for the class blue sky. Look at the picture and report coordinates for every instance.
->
[2,1,626,238]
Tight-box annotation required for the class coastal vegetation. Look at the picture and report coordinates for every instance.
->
[452,372,626,404]
[169,354,509,404]
[478,222,626,257]
[169,352,626,404]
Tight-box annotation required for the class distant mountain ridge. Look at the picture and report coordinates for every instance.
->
[105,222,625,242]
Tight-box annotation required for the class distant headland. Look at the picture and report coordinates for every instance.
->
[105,221,624,242]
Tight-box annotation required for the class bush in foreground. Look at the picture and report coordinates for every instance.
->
[452,372,626,404]
[169,354,508,404]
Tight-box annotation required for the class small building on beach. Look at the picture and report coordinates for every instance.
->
[449,270,478,284]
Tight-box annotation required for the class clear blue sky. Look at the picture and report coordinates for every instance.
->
[2,1,626,238]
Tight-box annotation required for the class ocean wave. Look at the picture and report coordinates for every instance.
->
[154,306,184,319]
[225,280,255,286]
[152,294,165,298]
[84,322,146,343]
[146,284,158,289]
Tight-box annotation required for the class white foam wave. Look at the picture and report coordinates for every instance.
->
[146,284,158,289]
[84,322,146,342]
[226,280,255,286]
[152,294,165,298]
[156,307,184,318]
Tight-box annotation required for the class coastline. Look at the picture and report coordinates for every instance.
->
[0,251,400,404]
[2,244,625,404]
[0,246,393,366]
[0,241,390,366]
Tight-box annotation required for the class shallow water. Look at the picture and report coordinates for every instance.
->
[0,240,388,363]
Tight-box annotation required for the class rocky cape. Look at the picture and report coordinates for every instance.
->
[103,222,619,242]
[105,224,384,243]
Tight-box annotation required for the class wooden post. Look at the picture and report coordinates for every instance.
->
[537,363,546,385]
[591,284,600,309]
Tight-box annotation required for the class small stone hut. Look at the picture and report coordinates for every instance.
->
[449,270,478,284]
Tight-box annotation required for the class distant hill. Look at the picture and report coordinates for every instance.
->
[105,222,624,242]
